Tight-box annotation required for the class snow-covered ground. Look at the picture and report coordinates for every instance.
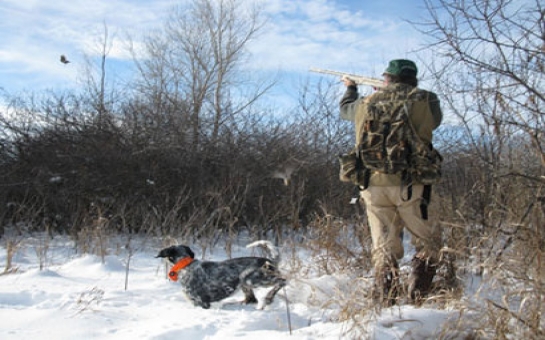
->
[0,235,468,339]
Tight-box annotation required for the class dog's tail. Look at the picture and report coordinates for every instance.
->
[246,240,280,264]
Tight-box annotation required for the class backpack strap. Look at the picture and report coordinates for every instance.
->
[400,170,413,201]
[400,102,414,202]
[362,167,371,190]
[420,184,432,220]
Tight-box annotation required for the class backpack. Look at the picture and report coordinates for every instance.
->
[354,85,442,186]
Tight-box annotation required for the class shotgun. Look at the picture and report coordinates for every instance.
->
[309,67,384,88]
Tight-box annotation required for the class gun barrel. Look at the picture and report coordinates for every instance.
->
[309,67,384,88]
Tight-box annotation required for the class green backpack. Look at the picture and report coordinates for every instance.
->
[353,85,442,186]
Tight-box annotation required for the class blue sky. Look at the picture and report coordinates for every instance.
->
[0,0,434,99]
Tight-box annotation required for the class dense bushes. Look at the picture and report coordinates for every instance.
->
[0,90,354,241]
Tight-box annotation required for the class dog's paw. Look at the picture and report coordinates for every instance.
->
[242,297,258,305]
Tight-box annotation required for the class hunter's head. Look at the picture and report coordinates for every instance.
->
[383,59,418,87]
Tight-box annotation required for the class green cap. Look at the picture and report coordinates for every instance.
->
[383,59,418,76]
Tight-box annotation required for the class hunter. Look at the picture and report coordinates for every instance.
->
[339,59,443,305]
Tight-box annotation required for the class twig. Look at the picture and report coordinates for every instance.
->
[486,299,543,337]
[283,287,292,335]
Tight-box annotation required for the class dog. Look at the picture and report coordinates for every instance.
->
[156,240,286,309]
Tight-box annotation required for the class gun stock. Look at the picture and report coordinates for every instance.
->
[309,67,384,88]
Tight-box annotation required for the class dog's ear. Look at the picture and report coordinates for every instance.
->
[186,247,195,259]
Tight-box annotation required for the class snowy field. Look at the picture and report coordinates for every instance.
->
[0,235,470,339]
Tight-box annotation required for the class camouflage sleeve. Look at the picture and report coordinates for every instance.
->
[339,85,359,122]
[427,91,443,129]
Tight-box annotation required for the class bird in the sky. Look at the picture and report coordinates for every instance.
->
[60,55,70,64]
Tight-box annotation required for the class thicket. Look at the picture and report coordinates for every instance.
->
[0,85,352,240]
[0,0,544,338]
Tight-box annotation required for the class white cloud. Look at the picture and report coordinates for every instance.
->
[0,0,428,93]
[0,0,178,91]
[249,0,420,79]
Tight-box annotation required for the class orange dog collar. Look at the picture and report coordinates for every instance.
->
[168,257,193,281]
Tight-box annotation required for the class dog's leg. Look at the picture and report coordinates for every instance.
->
[264,278,286,305]
[190,294,211,309]
[241,285,258,304]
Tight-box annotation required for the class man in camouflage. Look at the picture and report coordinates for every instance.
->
[339,59,443,305]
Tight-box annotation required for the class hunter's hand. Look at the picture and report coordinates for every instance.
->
[342,76,356,87]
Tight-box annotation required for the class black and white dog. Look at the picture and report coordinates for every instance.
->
[156,241,286,309]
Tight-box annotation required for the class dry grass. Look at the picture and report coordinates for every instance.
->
[1,187,542,339]
[284,202,544,339]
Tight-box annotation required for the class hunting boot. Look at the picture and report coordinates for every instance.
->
[408,254,437,303]
[374,260,399,307]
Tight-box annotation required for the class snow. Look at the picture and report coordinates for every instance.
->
[0,235,466,339]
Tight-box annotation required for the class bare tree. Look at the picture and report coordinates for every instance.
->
[420,0,544,173]
[81,22,117,128]
[132,0,271,149]
[417,1,545,337]
[414,0,544,226]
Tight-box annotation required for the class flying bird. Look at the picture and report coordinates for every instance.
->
[60,55,70,64]
[271,158,304,186]
[271,165,295,186]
